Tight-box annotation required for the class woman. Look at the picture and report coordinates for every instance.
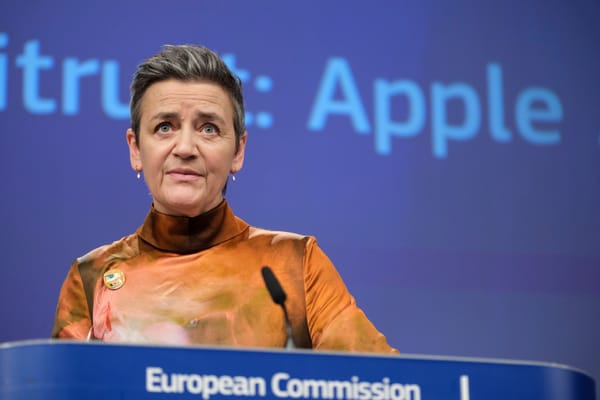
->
[52,45,397,353]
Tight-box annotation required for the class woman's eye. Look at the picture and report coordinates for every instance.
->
[156,122,171,134]
[202,124,218,135]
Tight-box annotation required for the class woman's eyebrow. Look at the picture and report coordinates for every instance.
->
[149,111,179,122]
[195,111,225,124]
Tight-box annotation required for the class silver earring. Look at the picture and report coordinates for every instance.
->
[231,174,236,182]
[137,171,141,179]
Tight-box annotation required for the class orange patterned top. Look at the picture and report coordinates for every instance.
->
[52,200,397,353]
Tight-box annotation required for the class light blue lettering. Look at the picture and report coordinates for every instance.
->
[221,54,249,83]
[307,58,370,133]
[0,33,7,110]
[374,79,425,155]
[15,39,56,114]
[487,63,511,142]
[102,60,129,119]
[432,82,481,158]
[516,88,562,144]
[62,58,100,115]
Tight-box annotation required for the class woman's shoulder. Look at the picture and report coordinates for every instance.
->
[245,225,320,251]
[247,225,312,241]
[76,232,140,269]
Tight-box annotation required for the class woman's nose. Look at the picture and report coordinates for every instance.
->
[172,126,198,158]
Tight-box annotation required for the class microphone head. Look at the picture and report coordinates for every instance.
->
[261,266,287,306]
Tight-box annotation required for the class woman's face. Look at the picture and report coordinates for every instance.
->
[127,79,246,217]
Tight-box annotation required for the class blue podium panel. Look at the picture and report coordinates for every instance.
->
[0,340,595,400]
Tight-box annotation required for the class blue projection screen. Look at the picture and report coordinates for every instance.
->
[1,0,599,391]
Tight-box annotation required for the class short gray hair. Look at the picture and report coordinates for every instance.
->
[129,45,245,149]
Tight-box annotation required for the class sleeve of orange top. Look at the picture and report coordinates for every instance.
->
[303,238,398,353]
[51,259,92,339]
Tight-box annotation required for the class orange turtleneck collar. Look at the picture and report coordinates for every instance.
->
[136,200,249,254]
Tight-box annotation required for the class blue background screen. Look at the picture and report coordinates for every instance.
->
[1,0,599,389]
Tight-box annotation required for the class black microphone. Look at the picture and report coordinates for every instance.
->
[261,266,296,349]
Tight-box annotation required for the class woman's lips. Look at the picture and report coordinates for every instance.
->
[167,168,202,181]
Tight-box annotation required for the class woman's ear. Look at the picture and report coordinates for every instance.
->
[126,129,141,171]
[231,131,247,173]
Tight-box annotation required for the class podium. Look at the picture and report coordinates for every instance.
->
[0,340,595,399]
